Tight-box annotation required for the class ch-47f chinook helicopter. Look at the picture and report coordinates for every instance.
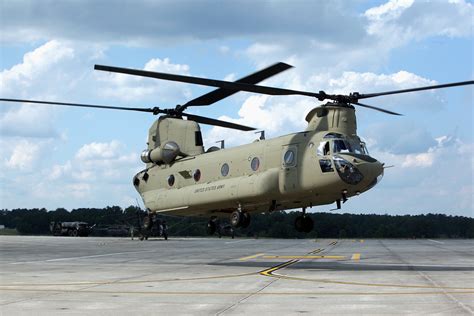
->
[1,62,472,236]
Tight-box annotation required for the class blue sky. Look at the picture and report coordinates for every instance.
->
[0,0,473,217]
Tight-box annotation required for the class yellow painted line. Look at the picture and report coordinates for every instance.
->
[260,260,299,276]
[360,239,365,243]
[351,253,361,260]
[263,255,345,260]
[238,253,265,261]
[309,248,323,254]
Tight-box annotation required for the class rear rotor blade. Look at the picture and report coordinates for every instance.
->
[183,113,256,131]
[95,64,321,98]
[0,98,156,113]
[353,102,402,116]
[183,62,293,108]
[358,80,474,100]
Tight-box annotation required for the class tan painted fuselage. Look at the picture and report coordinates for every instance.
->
[133,105,384,217]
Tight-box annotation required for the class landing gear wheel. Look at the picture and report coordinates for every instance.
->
[207,219,217,235]
[241,212,251,228]
[295,216,305,233]
[230,210,244,228]
[295,216,313,233]
[303,216,314,233]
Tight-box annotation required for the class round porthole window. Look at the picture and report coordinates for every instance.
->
[284,150,295,165]
[167,174,175,186]
[193,169,201,182]
[221,163,229,177]
[251,157,260,171]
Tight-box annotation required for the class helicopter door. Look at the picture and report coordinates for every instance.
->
[279,144,298,193]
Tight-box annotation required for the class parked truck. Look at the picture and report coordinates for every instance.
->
[50,221,91,237]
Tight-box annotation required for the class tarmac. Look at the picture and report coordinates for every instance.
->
[0,236,473,315]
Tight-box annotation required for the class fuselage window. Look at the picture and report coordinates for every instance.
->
[193,169,201,182]
[167,174,175,187]
[251,157,260,171]
[283,150,296,166]
[221,163,229,176]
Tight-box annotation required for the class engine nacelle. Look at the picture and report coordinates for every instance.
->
[141,141,180,164]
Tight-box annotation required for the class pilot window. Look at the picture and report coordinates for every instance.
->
[319,159,334,173]
[317,141,330,156]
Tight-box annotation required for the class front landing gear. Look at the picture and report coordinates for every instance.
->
[295,208,313,233]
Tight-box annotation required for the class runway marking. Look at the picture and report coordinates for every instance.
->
[309,248,323,254]
[9,250,156,264]
[328,241,338,246]
[238,253,265,261]
[262,255,345,260]
[0,288,472,296]
[351,253,361,260]
[428,239,444,244]
[259,260,299,277]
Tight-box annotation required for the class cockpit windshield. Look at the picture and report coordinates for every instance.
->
[332,138,368,155]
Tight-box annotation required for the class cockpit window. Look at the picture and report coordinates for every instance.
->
[317,141,330,156]
[332,138,368,155]
[333,139,350,153]
[324,132,344,139]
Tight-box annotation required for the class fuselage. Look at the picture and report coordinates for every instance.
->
[133,128,384,217]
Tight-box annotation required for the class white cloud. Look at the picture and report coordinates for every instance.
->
[401,152,435,168]
[365,0,473,45]
[0,40,74,95]
[96,57,192,103]
[4,140,42,171]
[75,140,122,160]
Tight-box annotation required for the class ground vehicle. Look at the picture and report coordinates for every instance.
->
[50,221,91,237]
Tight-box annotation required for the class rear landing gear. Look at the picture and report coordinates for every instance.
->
[230,209,251,228]
[295,208,313,233]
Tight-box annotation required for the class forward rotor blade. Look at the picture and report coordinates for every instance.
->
[358,80,474,100]
[0,98,155,113]
[353,102,402,116]
[95,64,321,98]
[183,62,293,108]
[183,113,256,131]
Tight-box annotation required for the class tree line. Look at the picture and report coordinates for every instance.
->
[0,206,472,238]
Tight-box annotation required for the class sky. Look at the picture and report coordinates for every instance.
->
[0,0,473,217]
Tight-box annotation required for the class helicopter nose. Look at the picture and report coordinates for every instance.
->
[334,154,383,188]
[353,157,384,189]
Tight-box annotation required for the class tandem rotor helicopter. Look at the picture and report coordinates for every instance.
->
[1,62,472,236]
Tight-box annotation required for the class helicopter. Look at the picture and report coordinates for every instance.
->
[1,62,472,236]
